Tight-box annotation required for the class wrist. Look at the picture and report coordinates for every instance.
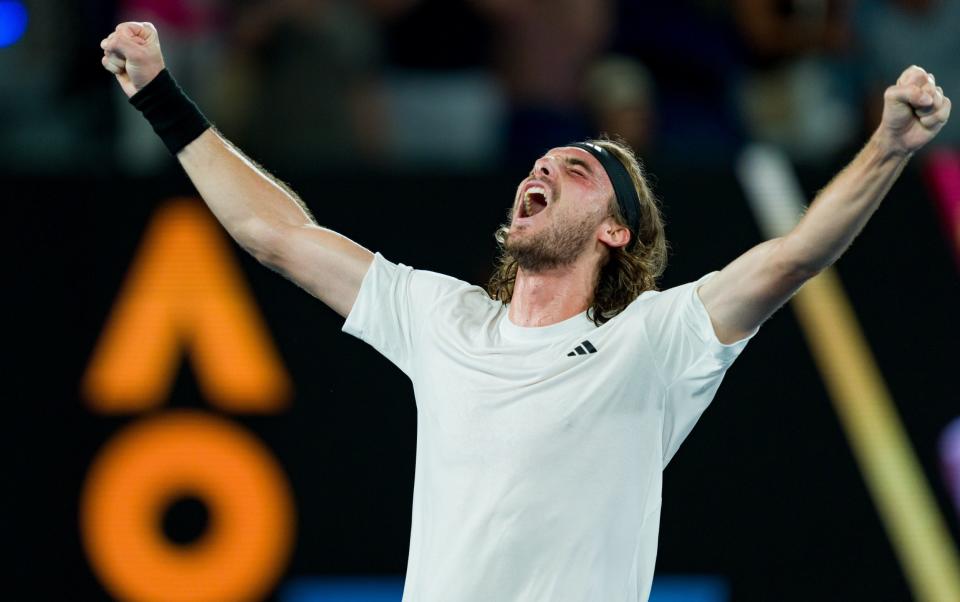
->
[129,66,165,97]
[130,69,211,156]
[869,128,914,164]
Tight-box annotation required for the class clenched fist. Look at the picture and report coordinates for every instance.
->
[878,65,952,156]
[100,22,165,98]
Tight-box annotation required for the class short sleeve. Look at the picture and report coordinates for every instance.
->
[636,271,759,467]
[342,252,467,376]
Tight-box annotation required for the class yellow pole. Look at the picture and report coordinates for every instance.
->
[738,145,960,601]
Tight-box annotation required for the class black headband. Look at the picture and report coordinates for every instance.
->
[568,142,641,249]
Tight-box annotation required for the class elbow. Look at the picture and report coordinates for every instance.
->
[241,220,288,268]
[773,237,823,284]
[782,256,822,284]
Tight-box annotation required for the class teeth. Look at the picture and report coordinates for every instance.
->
[523,185,546,218]
[521,184,546,218]
[524,185,546,199]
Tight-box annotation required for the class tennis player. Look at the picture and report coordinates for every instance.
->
[101,21,950,601]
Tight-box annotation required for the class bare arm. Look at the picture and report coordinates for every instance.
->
[101,22,373,318]
[698,65,951,343]
[177,130,373,317]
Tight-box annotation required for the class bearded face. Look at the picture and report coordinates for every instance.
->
[504,210,604,272]
[503,146,620,272]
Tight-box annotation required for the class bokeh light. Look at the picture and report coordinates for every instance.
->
[0,1,27,47]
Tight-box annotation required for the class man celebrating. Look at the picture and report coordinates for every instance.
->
[101,21,950,602]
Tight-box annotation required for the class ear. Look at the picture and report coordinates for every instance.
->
[598,219,632,249]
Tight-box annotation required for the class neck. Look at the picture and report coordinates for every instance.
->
[508,260,599,327]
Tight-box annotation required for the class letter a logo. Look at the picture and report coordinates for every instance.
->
[82,198,292,412]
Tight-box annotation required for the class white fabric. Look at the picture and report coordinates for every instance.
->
[342,253,757,601]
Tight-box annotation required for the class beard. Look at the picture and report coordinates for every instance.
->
[504,212,599,272]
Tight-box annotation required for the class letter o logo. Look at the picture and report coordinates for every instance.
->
[80,411,295,602]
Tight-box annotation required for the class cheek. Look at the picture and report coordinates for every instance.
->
[555,202,605,235]
[576,192,611,221]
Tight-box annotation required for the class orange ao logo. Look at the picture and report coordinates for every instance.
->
[81,199,295,602]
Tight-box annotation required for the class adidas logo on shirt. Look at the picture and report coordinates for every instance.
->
[566,340,598,357]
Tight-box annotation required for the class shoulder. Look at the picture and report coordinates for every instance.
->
[367,252,495,309]
[621,272,716,315]
[604,272,722,342]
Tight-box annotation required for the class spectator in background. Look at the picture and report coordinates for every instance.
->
[607,2,742,164]
[583,55,657,155]
[855,0,959,146]
[733,0,860,163]
[215,0,386,170]
[371,0,504,169]
[474,0,613,165]
[363,0,614,170]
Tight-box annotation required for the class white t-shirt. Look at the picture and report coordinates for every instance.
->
[342,253,757,602]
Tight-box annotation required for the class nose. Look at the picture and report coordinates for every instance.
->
[532,155,555,179]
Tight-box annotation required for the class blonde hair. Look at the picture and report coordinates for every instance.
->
[487,137,668,325]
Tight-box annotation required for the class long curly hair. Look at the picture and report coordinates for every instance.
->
[487,137,668,325]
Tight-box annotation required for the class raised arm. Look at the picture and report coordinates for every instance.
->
[100,22,373,318]
[698,65,951,344]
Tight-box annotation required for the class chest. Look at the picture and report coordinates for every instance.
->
[410,319,663,465]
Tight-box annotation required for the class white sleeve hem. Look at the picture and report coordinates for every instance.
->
[688,271,759,363]
[341,251,384,339]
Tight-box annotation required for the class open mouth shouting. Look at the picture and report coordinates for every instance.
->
[517,182,550,220]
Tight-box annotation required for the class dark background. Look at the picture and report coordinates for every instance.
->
[5,0,959,600]
[12,162,960,600]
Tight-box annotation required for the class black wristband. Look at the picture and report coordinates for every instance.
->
[129,69,211,155]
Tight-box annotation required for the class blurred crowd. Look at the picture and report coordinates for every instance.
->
[0,0,957,174]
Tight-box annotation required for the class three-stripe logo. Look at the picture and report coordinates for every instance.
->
[567,340,597,357]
